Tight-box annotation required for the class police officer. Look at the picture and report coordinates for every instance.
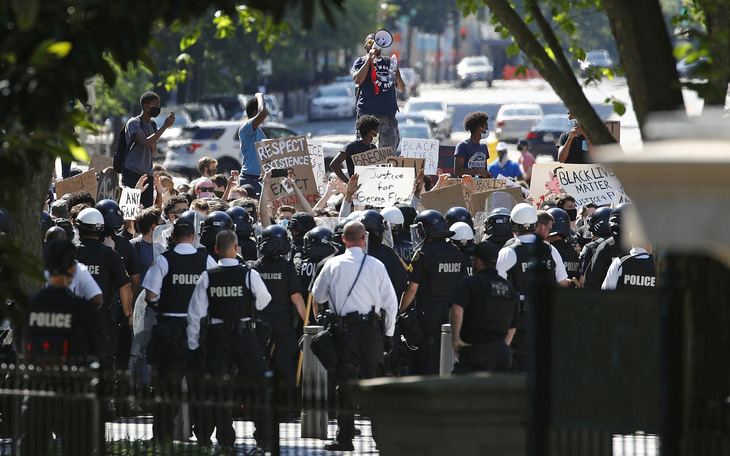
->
[187,230,272,453]
[584,203,631,289]
[383,205,415,263]
[484,207,513,249]
[578,206,611,286]
[445,206,473,230]
[251,225,307,384]
[22,240,105,456]
[226,206,258,261]
[400,210,469,375]
[547,208,581,283]
[200,211,234,261]
[602,240,656,290]
[141,216,217,442]
[450,221,475,275]
[311,221,398,451]
[496,203,569,372]
[357,210,408,299]
[295,226,337,316]
[75,208,132,365]
[451,242,518,373]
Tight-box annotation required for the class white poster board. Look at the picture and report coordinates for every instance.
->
[353,165,415,207]
[528,163,625,208]
[119,188,142,221]
[308,139,326,196]
[400,138,439,175]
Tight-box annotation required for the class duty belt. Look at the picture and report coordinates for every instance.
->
[209,319,254,333]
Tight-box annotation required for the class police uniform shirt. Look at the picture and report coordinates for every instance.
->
[142,243,218,316]
[407,239,469,302]
[312,246,398,337]
[496,234,569,283]
[77,238,131,305]
[452,269,519,344]
[44,260,102,302]
[254,256,303,311]
[187,258,271,350]
[601,247,655,290]
[552,238,580,280]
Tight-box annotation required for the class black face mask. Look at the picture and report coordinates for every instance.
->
[149,106,161,117]
[566,208,578,221]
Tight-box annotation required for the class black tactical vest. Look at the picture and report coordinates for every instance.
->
[393,238,414,264]
[552,239,580,280]
[159,249,209,314]
[207,265,253,320]
[76,239,113,302]
[616,254,657,290]
[460,272,518,344]
[253,256,290,313]
[507,238,556,297]
[26,292,78,364]
[417,239,467,302]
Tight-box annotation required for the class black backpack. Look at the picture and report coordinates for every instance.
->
[112,116,156,173]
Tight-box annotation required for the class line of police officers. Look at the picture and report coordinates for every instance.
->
[24,194,658,453]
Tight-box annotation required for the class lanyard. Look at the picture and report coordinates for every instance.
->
[332,253,367,315]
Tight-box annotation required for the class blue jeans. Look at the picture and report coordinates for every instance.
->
[239,173,262,199]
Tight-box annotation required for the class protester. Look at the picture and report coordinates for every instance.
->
[488,142,524,180]
[330,115,380,183]
[239,93,268,198]
[190,157,218,189]
[454,111,492,178]
[557,111,594,164]
[517,140,535,182]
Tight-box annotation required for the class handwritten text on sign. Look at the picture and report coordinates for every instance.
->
[351,147,395,167]
[401,138,439,175]
[354,166,415,207]
[528,163,625,207]
[307,139,326,195]
[120,188,142,221]
[256,135,320,210]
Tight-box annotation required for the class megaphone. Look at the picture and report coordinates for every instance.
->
[372,29,394,51]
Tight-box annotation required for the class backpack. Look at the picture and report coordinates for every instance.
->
[112,116,156,173]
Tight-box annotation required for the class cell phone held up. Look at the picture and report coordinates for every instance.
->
[271,168,288,178]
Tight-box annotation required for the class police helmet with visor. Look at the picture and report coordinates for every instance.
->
[259,224,291,256]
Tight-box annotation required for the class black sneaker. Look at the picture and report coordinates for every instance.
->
[324,440,355,451]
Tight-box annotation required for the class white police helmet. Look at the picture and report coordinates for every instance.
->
[381,206,404,225]
[450,222,474,242]
[510,203,538,233]
[76,207,105,234]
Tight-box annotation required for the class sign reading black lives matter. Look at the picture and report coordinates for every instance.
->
[528,163,625,207]
[256,135,320,211]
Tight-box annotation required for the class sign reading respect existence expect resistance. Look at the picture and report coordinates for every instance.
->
[255,135,320,210]
[528,162,625,207]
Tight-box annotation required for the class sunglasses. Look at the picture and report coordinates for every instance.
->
[198,187,215,192]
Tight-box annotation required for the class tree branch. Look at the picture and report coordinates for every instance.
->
[526,0,575,78]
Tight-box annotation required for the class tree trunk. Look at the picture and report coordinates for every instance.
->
[602,0,685,130]
[695,0,730,106]
[405,22,414,69]
[484,0,615,146]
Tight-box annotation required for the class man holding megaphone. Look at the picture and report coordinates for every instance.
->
[352,30,406,151]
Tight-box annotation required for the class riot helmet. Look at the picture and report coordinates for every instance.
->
[445,206,473,229]
[450,221,475,254]
[588,207,612,237]
[412,210,454,244]
[259,224,291,257]
[226,206,254,239]
[332,219,347,255]
[485,207,512,244]
[200,211,233,249]
[510,203,538,234]
[380,206,404,225]
[303,226,336,260]
[44,240,77,277]
[547,208,570,239]
[75,208,105,236]
[357,209,386,238]
[288,212,316,237]
[95,199,124,233]
[610,203,630,237]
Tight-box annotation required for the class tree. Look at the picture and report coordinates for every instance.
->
[0,0,344,310]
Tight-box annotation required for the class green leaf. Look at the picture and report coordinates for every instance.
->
[506,42,520,57]
[180,26,201,51]
[46,42,72,59]
[612,101,626,116]
[515,65,528,77]
[601,68,614,80]
[29,40,73,67]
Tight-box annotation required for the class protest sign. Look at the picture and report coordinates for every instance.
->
[446,178,507,192]
[90,154,114,173]
[385,156,425,173]
[96,168,121,202]
[119,188,142,221]
[55,169,97,198]
[438,145,455,175]
[528,163,625,208]
[256,135,320,211]
[351,147,395,167]
[353,165,415,207]
[603,120,620,143]
[469,187,525,216]
[420,184,466,215]
[307,139,327,195]
[613,190,631,206]
[401,138,439,175]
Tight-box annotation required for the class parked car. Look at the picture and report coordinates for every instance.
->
[580,50,614,77]
[456,56,494,88]
[399,122,435,140]
[163,121,299,178]
[308,83,356,121]
[402,99,454,138]
[526,114,573,159]
[396,67,421,101]
[396,112,438,138]
[494,103,543,142]
[238,94,284,122]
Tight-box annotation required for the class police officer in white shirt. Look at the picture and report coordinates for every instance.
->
[45,226,103,307]
[312,221,398,452]
[601,243,656,290]
[186,230,271,453]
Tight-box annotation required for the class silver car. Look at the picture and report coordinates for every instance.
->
[494,103,544,142]
[402,99,454,138]
[307,83,356,121]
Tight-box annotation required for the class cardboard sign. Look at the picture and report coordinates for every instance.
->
[353,165,415,207]
[401,138,439,175]
[385,156,425,173]
[96,167,121,202]
[119,188,142,221]
[446,178,507,192]
[351,147,395,167]
[308,139,326,196]
[256,135,320,211]
[419,184,466,215]
[469,187,525,215]
[528,163,625,208]
[603,120,620,143]
[55,169,97,198]
[90,154,114,173]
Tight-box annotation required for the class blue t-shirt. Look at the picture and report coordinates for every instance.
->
[352,57,398,117]
[130,238,154,283]
[488,159,523,179]
[239,119,267,175]
[454,139,489,171]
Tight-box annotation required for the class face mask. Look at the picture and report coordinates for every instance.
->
[566,208,578,221]
[371,131,378,142]
[278,219,289,228]
[498,152,508,166]
[213,191,224,198]
[149,106,161,117]
[198,191,214,198]
[481,128,489,139]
